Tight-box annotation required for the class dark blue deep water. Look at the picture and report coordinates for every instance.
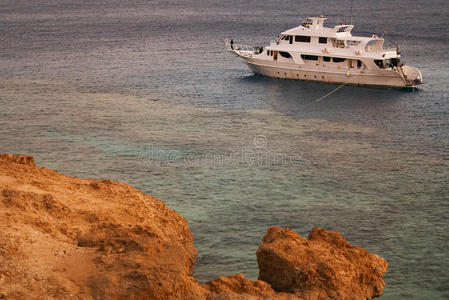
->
[1,0,448,298]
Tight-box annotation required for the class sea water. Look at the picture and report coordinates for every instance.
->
[1,0,448,298]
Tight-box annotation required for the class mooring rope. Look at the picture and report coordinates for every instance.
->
[313,75,358,103]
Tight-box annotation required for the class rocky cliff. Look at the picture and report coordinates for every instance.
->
[0,154,387,299]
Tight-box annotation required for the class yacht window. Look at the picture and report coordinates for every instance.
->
[279,52,292,58]
[374,58,392,69]
[319,37,327,44]
[301,21,312,28]
[357,60,362,68]
[374,60,383,68]
[332,57,346,62]
[323,56,331,62]
[301,54,318,61]
[391,57,401,66]
[295,35,311,43]
[331,39,345,48]
[346,40,361,46]
[337,26,349,33]
[282,35,289,40]
[366,39,383,51]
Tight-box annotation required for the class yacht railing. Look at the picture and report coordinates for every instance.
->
[364,47,398,53]
[225,39,254,57]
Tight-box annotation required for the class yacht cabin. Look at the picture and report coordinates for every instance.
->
[264,16,400,70]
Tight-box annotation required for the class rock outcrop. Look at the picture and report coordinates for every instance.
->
[0,154,203,299]
[257,226,388,299]
[204,273,297,300]
[0,154,388,300]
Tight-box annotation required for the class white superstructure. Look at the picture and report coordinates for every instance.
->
[225,16,422,88]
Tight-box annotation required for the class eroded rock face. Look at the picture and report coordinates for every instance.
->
[204,273,298,300]
[257,226,388,300]
[0,154,204,299]
[0,154,388,300]
[0,154,35,166]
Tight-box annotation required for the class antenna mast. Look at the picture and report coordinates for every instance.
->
[350,0,353,24]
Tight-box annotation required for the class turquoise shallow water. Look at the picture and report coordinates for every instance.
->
[1,0,449,298]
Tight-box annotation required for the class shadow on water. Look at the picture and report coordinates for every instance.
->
[240,74,415,123]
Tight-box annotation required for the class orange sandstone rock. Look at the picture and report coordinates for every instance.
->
[0,153,204,299]
[257,226,388,299]
[0,154,388,300]
[0,154,35,166]
[204,273,298,300]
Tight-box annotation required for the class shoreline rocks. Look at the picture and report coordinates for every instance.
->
[257,226,388,299]
[0,154,387,299]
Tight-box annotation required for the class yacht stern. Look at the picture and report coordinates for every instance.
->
[401,65,423,87]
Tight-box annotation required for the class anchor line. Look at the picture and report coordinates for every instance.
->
[313,75,358,103]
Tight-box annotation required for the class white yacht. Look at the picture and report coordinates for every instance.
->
[225,16,422,88]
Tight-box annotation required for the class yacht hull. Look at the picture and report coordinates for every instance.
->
[241,57,419,88]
